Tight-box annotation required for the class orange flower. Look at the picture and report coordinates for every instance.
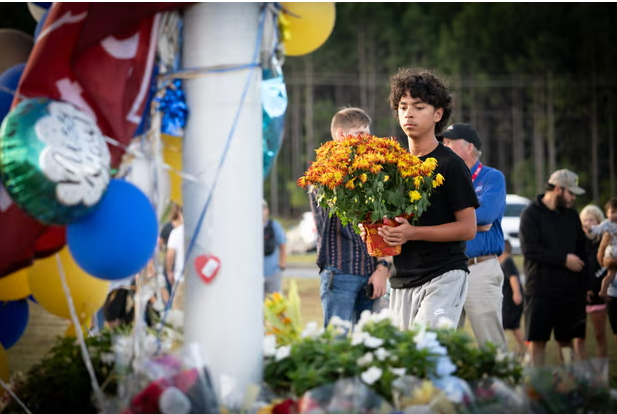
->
[297,135,442,230]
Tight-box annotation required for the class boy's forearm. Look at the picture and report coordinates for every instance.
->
[411,221,476,242]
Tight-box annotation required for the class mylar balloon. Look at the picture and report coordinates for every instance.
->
[67,179,158,280]
[280,2,336,57]
[0,269,30,301]
[262,66,287,177]
[0,98,112,225]
[0,299,29,349]
[27,248,109,323]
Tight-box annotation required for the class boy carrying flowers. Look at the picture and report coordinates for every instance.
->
[361,68,479,331]
[299,107,445,330]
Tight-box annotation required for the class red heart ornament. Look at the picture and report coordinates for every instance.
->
[194,255,221,284]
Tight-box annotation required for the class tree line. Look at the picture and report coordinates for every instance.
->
[267,3,617,219]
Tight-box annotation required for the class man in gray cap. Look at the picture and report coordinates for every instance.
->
[519,169,589,366]
[442,123,508,350]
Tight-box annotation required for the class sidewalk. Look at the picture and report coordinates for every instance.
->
[283,263,319,279]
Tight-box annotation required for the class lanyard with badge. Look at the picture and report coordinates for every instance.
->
[471,162,483,183]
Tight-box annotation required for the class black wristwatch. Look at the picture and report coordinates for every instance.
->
[376,259,392,271]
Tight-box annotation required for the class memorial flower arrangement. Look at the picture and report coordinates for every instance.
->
[297,135,444,255]
[263,309,524,412]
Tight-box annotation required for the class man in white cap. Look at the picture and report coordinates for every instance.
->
[519,169,589,366]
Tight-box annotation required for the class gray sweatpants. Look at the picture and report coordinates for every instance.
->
[389,269,468,330]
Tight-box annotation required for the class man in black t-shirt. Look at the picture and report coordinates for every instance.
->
[361,68,479,329]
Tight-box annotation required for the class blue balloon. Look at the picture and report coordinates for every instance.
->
[34,9,49,41]
[0,63,26,121]
[0,299,29,349]
[67,179,158,280]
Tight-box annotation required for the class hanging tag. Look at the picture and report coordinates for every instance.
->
[194,254,221,284]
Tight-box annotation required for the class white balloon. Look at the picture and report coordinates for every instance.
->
[27,3,47,22]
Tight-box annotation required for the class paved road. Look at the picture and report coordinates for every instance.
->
[284,265,319,279]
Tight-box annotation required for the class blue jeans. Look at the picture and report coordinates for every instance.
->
[320,267,375,329]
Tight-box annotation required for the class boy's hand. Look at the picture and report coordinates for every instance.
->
[378,216,413,246]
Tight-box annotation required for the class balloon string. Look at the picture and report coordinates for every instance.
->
[156,4,268,347]
[0,378,34,414]
[103,136,201,183]
[159,62,260,81]
[55,253,107,412]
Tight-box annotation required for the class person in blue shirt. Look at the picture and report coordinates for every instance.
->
[442,123,508,350]
[263,199,287,297]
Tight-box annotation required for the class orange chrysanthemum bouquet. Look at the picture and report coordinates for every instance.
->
[298,135,444,256]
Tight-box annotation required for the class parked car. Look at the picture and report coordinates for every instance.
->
[286,211,317,254]
[501,194,532,255]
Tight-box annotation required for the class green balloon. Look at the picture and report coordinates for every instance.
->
[0,98,111,225]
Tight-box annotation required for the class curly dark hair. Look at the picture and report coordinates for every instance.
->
[389,67,454,135]
[606,197,617,213]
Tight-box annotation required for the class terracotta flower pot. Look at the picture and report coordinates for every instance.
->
[363,215,411,257]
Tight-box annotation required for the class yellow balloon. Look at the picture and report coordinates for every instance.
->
[281,2,336,57]
[27,248,110,324]
[162,134,183,204]
[0,269,30,301]
[65,321,89,338]
[0,343,8,384]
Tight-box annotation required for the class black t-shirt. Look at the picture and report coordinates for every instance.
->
[501,256,520,299]
[159,222,174,246]
[390,143,480,288]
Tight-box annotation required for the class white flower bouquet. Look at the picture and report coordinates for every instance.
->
[263,309,523,412]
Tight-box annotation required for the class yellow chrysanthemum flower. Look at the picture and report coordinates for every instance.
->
[413,176,423,189]
[409,190,422,202]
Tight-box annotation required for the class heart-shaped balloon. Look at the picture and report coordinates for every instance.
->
[193,255,220,284]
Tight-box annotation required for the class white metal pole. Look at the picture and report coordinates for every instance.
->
[182,3,263,407]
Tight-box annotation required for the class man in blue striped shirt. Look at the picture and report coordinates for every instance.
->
[442,123,508,350]
[309,107,392,329]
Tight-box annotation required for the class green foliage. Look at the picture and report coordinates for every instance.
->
[2,328,127,414]
[435,329,523,385]
[264,314,522,404]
